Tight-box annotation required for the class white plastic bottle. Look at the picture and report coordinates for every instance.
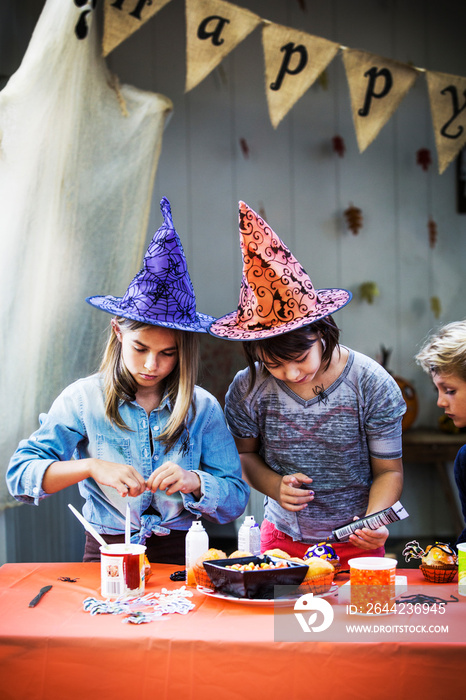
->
[185,520,209,586]
[238,515,261,556]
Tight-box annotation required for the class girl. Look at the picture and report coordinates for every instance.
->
[209,201,405,568]
[415,320,466,545]
[7,197,249,563]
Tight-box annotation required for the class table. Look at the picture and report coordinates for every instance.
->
[0,562,464,700]
[402,429,465,532]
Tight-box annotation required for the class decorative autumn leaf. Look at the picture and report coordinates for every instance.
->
[416,148,432,171]
[332,135,345,157]
[360,281,379,303]
[428,218,438,248]
[344,204,363,234]
[430,296,441,318]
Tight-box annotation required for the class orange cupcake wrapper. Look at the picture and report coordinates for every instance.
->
[420,565,457,583]
[298,572,335,595]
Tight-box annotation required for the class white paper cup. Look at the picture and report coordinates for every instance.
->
[457,543,466,596]
[100,543,146,598]
[349,557,397,614]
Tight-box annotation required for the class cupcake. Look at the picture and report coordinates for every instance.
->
[420,543,458,583]
[193,548,227,588]
[403,540,458,583]
[292,556,335,594]
[263,548,291,560]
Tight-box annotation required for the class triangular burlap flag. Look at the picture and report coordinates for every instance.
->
[342,49,418,152]
[262,22,339,129]
[185,0,261,92]
[103,0,172,57]
[426,70,466,174]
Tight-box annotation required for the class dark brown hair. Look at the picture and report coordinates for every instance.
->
[242,316,340,393]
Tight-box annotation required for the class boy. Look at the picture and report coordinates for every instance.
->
[416,321,466,545]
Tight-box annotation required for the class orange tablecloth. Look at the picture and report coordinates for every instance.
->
[0,562,464,700]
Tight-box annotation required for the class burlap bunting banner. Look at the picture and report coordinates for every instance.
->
[262,22,340,129]
[185,0,261,92]
[100,0,466,173]
[342,49,418,152]
[426,70,466,174]
[103,0,173,57]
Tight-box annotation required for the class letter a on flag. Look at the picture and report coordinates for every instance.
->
[343,49,418,152]
[185,0,261,92]
[426,70,466,174]
[103,0,173,57]
[262,23,339,129]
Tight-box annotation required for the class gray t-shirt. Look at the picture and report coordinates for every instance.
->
[225,348,406,544]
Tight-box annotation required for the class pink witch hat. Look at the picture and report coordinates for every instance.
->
[209,201,351,340]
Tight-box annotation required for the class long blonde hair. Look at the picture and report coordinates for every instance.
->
[100,317,199,452]
[415,320,466,382]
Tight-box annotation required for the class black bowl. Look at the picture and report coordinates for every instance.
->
[203,555,308,599]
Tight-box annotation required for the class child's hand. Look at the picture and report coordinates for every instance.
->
[146,461,202,498]
[348,516,389,550]
[88,460,146,498]
[277,473,314,512]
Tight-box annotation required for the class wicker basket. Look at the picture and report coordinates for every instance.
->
[298,572,335,595]
[420,565,457,583]
[194,565,215,588]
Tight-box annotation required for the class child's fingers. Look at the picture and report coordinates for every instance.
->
[94,462,145,497]
[349,525,389,548]
[146,462,189,493]
[284,473,313,486]
[279,479,314,511]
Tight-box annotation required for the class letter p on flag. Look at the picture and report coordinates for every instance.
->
[343,48,418,152]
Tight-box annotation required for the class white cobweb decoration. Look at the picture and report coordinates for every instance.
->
[0,0,172,507]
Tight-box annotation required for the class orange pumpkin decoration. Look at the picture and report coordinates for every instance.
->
[394,376,419,431]
[379,346,418,431]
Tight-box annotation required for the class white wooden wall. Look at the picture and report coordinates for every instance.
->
[104,0,466,424]
[1,0,465,561]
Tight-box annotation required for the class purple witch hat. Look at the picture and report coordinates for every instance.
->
[86,197,215,332]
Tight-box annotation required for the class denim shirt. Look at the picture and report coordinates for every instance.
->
[7,374,249,542]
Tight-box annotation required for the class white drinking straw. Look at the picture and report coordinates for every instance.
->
[125,502,131,548]
[68,503,107,548]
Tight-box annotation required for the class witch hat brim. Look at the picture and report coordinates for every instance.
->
[86,197,216,333]
[209,201,352,340]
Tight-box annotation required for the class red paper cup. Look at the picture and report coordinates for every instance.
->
[100,543,147,598]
